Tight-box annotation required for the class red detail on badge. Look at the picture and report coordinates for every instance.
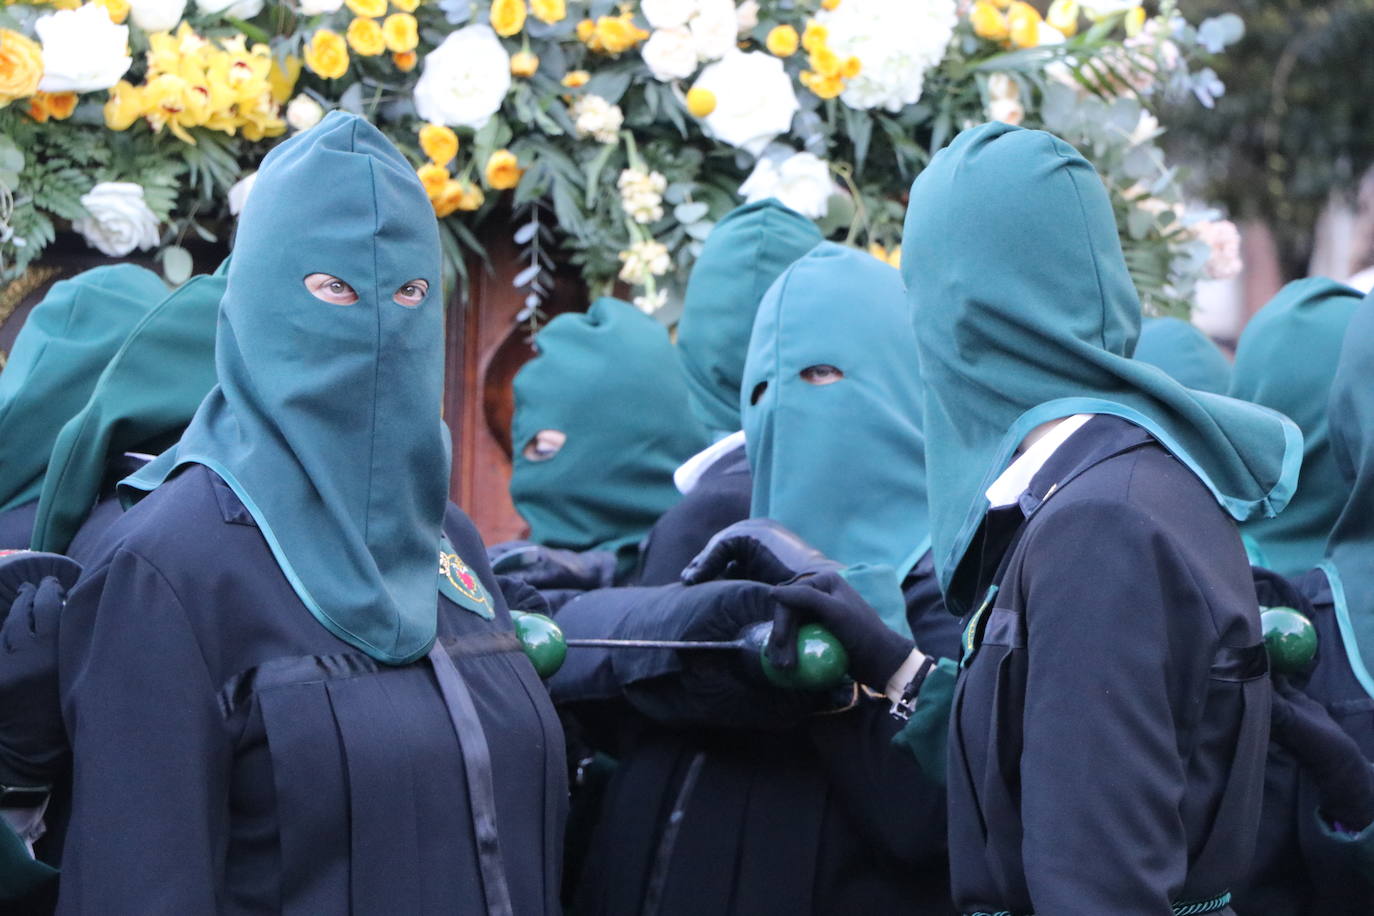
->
[457,566,476,590]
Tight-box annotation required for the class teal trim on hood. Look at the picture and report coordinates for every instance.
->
[1316,561,1374,700]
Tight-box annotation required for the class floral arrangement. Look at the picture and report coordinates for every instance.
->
[0,0,1243,320]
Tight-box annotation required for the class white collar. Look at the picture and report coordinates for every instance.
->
[673,430,747,495]
[984,414,1093,509]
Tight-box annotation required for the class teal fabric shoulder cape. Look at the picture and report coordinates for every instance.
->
[0,265,166,511]
[1134,316,1231,395]
[122,112,449,665]
[1317,288,1374,699]
[901,122,1301,609]
[1230,278,1364,577]
[510,297,709,563]
[743,242,926,636]
[676,199,822,437]
[31,269,226,552]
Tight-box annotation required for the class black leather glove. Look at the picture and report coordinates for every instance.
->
[487,540,617,592]
[681,518,844,586]
[496,575,552,617]
[771,570,914,690]
[1271,677,1374,832]
[0,551,83,785]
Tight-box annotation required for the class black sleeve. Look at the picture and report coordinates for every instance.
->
[634,475,752,586]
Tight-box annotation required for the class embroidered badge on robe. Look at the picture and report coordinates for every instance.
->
[438,536,494,619]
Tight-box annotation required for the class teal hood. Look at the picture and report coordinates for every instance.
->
[677,199,822,436]
[0,265,166,512]
[31,269,226,553]
[1322,288,1374,699]
[122,112,449,665]
[1231,278,1364,578]
[743,242,925,636]
[901,122,1301,610]
[510,297,709,563]
[1134,316,1231,395]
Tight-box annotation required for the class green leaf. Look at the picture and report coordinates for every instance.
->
[161,245,194,285]
[582,141,617,209]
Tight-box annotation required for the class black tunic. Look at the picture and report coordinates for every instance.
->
[633,444,751,587]
[0,501,37,550]
[1235,567,1374,913]
[946,415,1269,915]
[52,465,566,913]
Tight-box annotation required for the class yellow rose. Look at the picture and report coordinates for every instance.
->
[344,0,386,17]
[484,148,522,190]
[1046,0,1078,36]
[92,0,128,24]
[347,17,386,56]
[456,181,484,211]
[821,0,840,8]
[765,25,798,57]
[416,162,449,198]
[1007,1,1043,48]
[432,179,463,218]
[510,49,538,77]
[382,12,417,52]
[392,49,417,71]
[969,0,1009,41]
[103,79,144,129]
[268,54,301,105]
[530,0,563,25]
[390,0,419,9]
[419,122,458,166]
[0,29,43,107]
[489,0,525,38]
[810,45,841,77]
[592,13,647,54]
[304,29,350,79]
[801,20,827,53]
[1125,6,1145,36]
[27,90,76,122]
[685,86,714,117]
[561,69,589,88]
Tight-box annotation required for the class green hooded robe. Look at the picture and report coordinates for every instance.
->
[1134,316,1232,395]
[901,122,1301,609]
[122,111,450,665]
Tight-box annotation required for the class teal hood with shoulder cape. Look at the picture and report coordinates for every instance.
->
[1134,316,1231,395]
[121,112,450,665]
[509,297,709,564]
[0,264,166,512]
[676,199,822,437]
[1230,278,1364,578]
[901,122,1301,611]
[743,242,925,637]
[30,267,226,553]
[1317,288,1374,699]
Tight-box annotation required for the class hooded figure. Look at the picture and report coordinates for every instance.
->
[46,112,565,913]
[561,244,959,916]
[1134,316,1232,395]
[1228,279,1365,578]
[28,269,226,559]
[0,265,166,546]
[900,122,1298,915]
[508,298,709,575]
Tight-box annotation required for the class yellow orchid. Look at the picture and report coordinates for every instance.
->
[102,79,144,129]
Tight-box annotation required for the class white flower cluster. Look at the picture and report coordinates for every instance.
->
[633,289,669,314]
[984,73,1023,126]
[739,148,833,220]
[640,0,740,82]
[618,168,668,225]
[1194,220,1242,281]
[618,239,671,285]
[571,94,624,145]
[816,0,957,112]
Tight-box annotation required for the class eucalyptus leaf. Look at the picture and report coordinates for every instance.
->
[673,202,708,224]
[161,245,194,286]
[513,221,539,245]
[685,220,714,241]
[513,263,541,288]
[338,83,365,115]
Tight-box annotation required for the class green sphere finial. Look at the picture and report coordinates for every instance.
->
[512,611,568,679]
[758,623,850,691]
[1261,606,1318,674]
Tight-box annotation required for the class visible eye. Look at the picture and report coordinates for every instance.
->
[800,364,845,385]
[304,273,359,305]
[750,381,768,405]
[523,429,567,461]
[394,278,430,307]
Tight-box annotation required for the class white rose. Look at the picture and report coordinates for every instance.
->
[128,0,187,33]
[689,0,736,61]
[641,0,697,30]
[735,0,759,35]
[73,182,160,257]
[35,5,132,93]
[286,94,324,131]
[738,148,834,219]
[641,27,698,82]
[817,0,956,112]
[986,97,1024,125]
[693,51,799,156]
[227,172,257,216]
[296,0,343,13]
[195,0,265,17]
[413,25,511,129]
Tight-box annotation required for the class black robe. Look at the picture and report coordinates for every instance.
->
[49,465,566,913]
[633,443,751,587]
[1235,567,1374,913]
[0,501,38,551]
[945,415,1269,915]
